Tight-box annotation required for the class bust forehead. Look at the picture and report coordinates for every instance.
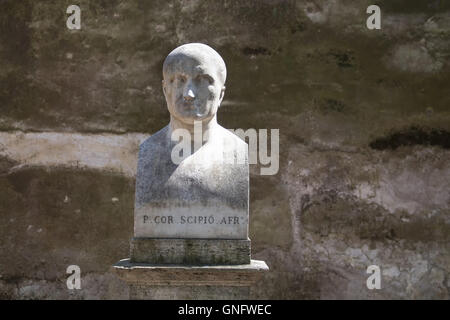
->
[163,43,226,84]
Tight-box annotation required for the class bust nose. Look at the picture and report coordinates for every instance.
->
[183,82,196,101]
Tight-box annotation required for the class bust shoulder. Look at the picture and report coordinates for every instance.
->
[215,125,248,151]
[138,125,171,157]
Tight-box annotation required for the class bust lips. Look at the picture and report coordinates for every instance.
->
[179,101,208,118]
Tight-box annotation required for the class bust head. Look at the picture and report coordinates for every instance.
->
[162,43,227,126]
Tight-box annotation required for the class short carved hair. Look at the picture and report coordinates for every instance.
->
[163,43,227,85]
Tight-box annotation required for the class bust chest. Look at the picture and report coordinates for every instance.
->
[136,143,247,208]
[133,127,249,239]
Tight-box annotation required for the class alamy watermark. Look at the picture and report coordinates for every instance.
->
[170,121,279,175]
[366,5,381,30]
[66,5,81,30]
[66,265,81,290]
[366,265,381,290]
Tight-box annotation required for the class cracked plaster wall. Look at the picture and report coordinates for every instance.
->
[0,0,449,299]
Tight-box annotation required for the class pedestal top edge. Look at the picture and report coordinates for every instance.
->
[113,258,269,271]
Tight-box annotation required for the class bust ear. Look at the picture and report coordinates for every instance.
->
[162,80,166,97]
[219,86,226,106]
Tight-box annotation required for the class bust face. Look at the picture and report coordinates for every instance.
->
[162,44,226,125]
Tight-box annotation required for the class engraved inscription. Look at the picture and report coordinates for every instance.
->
[142,215,243,225]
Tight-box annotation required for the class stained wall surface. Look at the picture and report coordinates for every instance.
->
[0,0,449,299]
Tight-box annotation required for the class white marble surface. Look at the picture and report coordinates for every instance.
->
[134,43,249,239]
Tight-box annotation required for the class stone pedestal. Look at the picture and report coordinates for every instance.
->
[111,43,269,299]
[112,259,268,300]
[130,237,251,265]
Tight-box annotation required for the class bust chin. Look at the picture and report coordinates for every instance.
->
[133,43,249,240]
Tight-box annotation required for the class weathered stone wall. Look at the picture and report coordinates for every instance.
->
[1,0,449,299]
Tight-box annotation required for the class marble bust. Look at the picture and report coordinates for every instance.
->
[134,43,249,240]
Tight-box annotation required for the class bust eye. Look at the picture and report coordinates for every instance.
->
[203,75,214,85]
[178,75,186,83]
